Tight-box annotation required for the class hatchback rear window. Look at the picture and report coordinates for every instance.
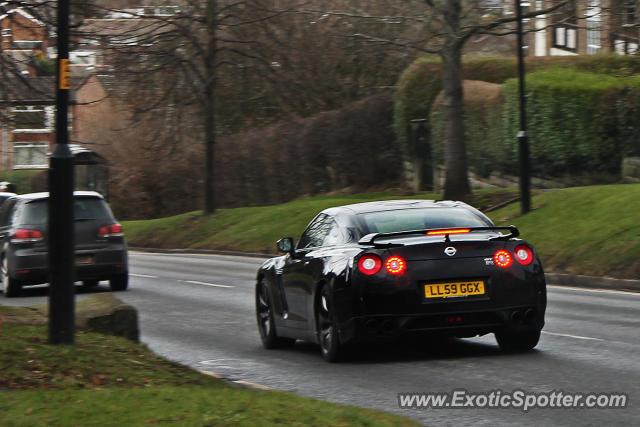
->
[20,197,113,225]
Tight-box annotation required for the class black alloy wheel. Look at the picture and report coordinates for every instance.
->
[256,281,294,349]
[316,285,349,362]
[1,256,21,298]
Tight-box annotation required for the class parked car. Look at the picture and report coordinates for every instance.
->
[255,200,546,362]
[0,191,128,297]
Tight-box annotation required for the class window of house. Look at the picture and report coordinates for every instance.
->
[11,106,50,131]
[552,0,578,51]
[1,28,11,37]
[13,142,48,169]
[586,1,602,54]
[624,1,637,25]
[70,50,97,65]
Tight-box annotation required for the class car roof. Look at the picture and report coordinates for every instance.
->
[321,199,472,216]
[11,191,104,202]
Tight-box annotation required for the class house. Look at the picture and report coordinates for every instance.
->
[512,0,639,56]
[0,7,50,52]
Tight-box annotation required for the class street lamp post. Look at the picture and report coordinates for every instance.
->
[49,0,75,345]
[515,0,531,214]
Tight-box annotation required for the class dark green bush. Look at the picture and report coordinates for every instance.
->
[396,54,640,179]
[502,69,640,176]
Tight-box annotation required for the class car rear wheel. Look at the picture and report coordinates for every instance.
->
[256,281,295,349]
[316,285,350,362]
[109,273,128,291]
[495,329,541,352]
[2,256,21,298]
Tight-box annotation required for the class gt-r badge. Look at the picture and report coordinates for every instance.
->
[484,257,495,266]
[444,247,457,256]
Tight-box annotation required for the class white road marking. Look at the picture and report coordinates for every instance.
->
[542,331,604,341]
[183,280,234,288]
[548,285,640,296]
[131,273,158,278]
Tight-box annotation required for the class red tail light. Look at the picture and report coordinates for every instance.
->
[11,229,44,243]
[427,228,470,236]
[358,254,382,275]
[385,256,407,274]
[514,245,534,265]
[494,250,513,268]
[98,223,124,238]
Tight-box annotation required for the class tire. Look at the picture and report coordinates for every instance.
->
[82,280,100,287]
[495,329,541,353]
[109,273,128,291]
[256,281,295,349]
[316,285,350,362]
[1,256,21,298]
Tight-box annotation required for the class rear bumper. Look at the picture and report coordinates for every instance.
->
[335,263,547,344]
[9,245,128,286]
[338,304,545,343]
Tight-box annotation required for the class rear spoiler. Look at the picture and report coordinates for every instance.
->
[358,226,520,247]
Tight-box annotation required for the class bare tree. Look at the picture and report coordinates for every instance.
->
[306,0,570,200]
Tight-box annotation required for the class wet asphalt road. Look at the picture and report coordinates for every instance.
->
[3,250,639,426]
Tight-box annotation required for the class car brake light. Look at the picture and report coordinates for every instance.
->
[514,245,534,266]
[358,254,382,275]
[98,223,124,238]
[11,229,44,243]
[427,228,471,235]
[494,250,513,268]
[385,256,407,274]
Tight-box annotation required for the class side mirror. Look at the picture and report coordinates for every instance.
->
[277,237,295,255]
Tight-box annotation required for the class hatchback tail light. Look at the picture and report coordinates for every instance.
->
[514,244,534,265]
[11,229,44,243]
[98,223,124,238]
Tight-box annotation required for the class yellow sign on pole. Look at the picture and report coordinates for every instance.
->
[59,59,70,90]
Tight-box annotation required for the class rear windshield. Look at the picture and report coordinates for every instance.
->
[359,207,490,234]
[20,197,113,225]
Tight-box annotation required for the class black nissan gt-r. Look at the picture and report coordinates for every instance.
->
[255,200,546,362]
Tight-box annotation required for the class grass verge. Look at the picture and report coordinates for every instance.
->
[122,184,640,279]
[0,306,419,426]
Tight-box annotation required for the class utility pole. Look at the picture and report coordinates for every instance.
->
[49,0,75,345]
[515,0,531,214]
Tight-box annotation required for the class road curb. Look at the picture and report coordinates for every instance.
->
[129,247,640,292]
[545,273,640,292]
[198,369,273,391]
[129,247,272,259]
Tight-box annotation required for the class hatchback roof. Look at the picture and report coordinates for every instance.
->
[323,199,470,215]
[11,191,104,202]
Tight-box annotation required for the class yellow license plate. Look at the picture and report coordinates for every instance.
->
[424,281,485,299]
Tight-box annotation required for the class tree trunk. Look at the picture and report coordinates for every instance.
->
[440,1,471,200]
[204,0,217,215]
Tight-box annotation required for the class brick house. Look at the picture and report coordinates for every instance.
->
[508,1,640,56]
[0,7,50,52]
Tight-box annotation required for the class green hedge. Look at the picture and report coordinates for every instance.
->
[502,69,640,176]
[396,54,640,179]
[0,170,41,194]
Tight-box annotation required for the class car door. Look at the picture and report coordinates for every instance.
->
[280,214,334,329]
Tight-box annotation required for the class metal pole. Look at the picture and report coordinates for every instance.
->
[49,0,75,345]
[515,0,531,214]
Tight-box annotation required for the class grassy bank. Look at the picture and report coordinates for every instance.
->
[122,184,640,279]
[0,306,418,426]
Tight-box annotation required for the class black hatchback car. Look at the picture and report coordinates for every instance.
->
[0,191,128,297]
[256,200,546,361]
